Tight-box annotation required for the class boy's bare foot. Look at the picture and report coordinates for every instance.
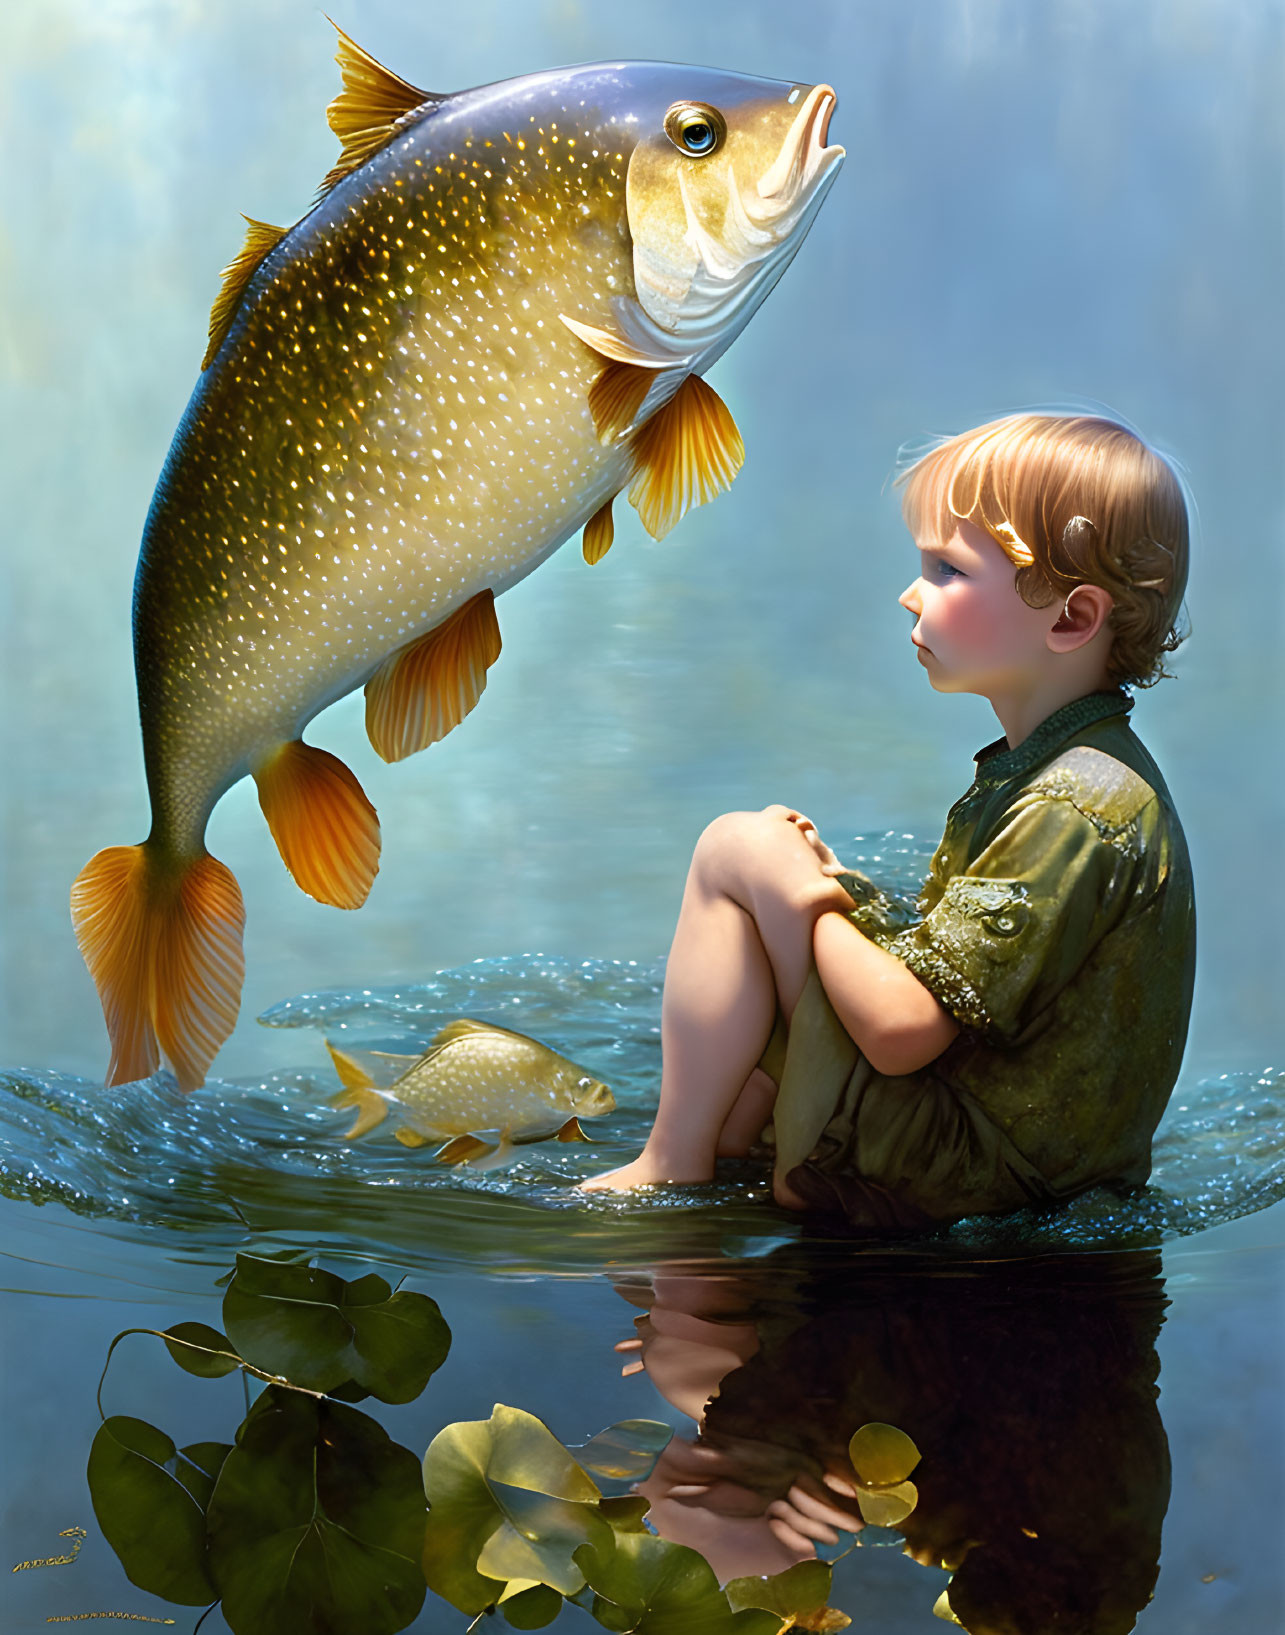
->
[578,1151,713,1192]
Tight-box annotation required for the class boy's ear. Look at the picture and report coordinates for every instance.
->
[1048,584,1113,653]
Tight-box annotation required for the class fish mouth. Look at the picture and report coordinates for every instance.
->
[756,83,845,205]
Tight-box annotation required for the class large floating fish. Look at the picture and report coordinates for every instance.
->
[71,28,844,1091]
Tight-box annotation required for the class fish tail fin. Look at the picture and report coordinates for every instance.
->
[324,1042,390,1138]
[253,740,381,909]
[71,843,245,1093]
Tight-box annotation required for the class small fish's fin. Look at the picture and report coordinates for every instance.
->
[324,1039,374,1093]
[627,374,745,541]
[394,1125,434,1149]
[203,217,288,372]
[71,843,245,1093]
[320,21,443,195]
[365,590,502,763]
[326,1065,390,1140]
[588,363,656,445]
[582,495,617,564]
[369,1049,428,1073]
[253,741,381,910]
[428,1017,527,1050]
[431,1133,495,1164]
[555,1116,588,1143]
[560,314,676,369]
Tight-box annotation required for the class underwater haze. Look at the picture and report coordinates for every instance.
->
[2,1,1284,1631]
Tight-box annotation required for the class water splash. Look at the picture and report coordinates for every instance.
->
[3,936,1283,1277]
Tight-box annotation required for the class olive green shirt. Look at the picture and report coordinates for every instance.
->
[768,691,1196,1229]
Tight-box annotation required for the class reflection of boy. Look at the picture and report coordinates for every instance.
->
[584,415,1195,1228]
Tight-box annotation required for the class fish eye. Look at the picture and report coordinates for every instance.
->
[663,102,726,158]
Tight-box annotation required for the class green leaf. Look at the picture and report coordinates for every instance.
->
[163,1321,242,1378]
[847,1423,920,1488]
[501,1584,564,1628]
[571,1419,673,1485]
[206,1385,427,1635]
[599,1496,652,1534]
[576,1530,783,1634]
[221,1253,449,1401]
[87,1417,215,1605]
[422,1404,608,1614]
[725,1560,833,1620]
[854,1480,917,1528]
[174,1441,233,1509]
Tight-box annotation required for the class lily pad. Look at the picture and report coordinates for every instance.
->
[175,1441,233,1509]
[422,1404,611,1613]
[576,1529,784,1634]
[221,1253,449,1402]
[854,1480,918,1529]
[87,1416,215,1605]
[847,1423,920,1488]
[205,1385,427,1635]
[500,1583,565,1628]
[725,1561,835,1622]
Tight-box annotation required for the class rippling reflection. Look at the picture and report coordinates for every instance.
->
[610,1250,1170,1633]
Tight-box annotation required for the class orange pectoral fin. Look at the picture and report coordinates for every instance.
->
[253,741,380,910]
[582,496,616,566]
[364,589,502,763]
[627,374,745,541]
[588,362,655,444]
[71,843,245,1094]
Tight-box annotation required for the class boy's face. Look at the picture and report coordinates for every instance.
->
[899,520,1061,700]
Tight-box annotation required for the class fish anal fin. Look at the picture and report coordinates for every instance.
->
[71,843,246,1094]
[253,741,381,910]
[627,374,745,541]
[431,1133,494,1164]
[203,217,288,371]
[587,362,655,445]
[394,1125,434,1149]
[364,591,502,763]
[582,495,617,565]
[555,1116,588,1144]
[320,20,441,195]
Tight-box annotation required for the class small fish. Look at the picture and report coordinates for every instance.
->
[71,27,844,1090]
[325,1018,614,1166]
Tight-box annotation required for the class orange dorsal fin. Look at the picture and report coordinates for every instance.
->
[582,496,616,565]
[71,844,245,1093]
[252,741,380,910]
[203,217,288,371]
[588,363,654,444]
[626,375,745,541]
[319,21,440,195]
[364,590,502,763]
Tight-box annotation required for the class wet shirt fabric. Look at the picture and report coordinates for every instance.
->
[765,691,1196,1230]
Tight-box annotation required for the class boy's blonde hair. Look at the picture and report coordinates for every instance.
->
[898,414,1189,687]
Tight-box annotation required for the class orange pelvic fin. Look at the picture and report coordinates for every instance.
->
[364,590,502,763]
[71,844,245,1093]
[627,374,745,541]
[431,1133,497,1165]
[253,741,381,910]
[582,497,615,565]
[588,363,655,444]
[555,1116,589,1143]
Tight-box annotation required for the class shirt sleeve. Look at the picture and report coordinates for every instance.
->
[884,793,1140,1044]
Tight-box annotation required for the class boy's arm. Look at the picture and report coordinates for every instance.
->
[813,911,959,1076]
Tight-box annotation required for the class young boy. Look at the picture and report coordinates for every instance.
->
[583,413,1195,1229]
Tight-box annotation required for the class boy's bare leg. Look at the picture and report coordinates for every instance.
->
[716,1067,779,1158]
[580,810,852,1193]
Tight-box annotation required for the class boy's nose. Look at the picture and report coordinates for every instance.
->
[899,581,922,615]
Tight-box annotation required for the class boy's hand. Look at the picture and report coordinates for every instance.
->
[777,809,845,876]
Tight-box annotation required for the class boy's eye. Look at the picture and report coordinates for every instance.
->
[931,560,963,580]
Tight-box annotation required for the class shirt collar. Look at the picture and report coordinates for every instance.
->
[973,689,1133,785]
